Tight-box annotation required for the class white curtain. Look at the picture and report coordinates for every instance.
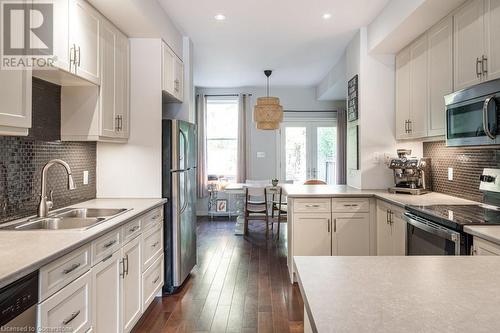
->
[236,94,248,183]
[196,94,208,198]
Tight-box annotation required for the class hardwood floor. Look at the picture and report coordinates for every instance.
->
[132,218,304,333]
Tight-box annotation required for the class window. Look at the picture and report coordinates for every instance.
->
[206,97,239,181]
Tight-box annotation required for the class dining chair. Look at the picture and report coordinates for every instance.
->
[303,179,327,185]
[271,187,288,239]
[244,186,269,236]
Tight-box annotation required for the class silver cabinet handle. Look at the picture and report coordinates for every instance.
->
[63,263,81,275]
[151,241,160,248]
[151,214,161,220]
[103,239,117,248]
[77,46,81,66]
[482,55,488,75]
[476,57,483,77]
[389,211,394,224]
[408,120,412,134]
[62,310,80,325]
[386,209,390,224]
[483,95,497,140]
[327,218,330,233]
[129,225,140,232]
[115,115,120,131]
[124,254,129,276]
[120,259,125,278]
[102,254,112,262]
[152,276,160,284]
[334,219,337,233]
[470,245,476,256]
[305,204,320,208]
[69,44,76,71]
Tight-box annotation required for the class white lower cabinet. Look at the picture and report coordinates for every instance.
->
[37,206,165,333]
[376,200,406,256]
[333,213,370,256]
[38,270,92,333]
[472,236,500,255]
[92,251,121,333]
[122,237,143,333]
[293,213,332,256]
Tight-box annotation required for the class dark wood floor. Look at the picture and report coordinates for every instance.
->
[132,218,304,333]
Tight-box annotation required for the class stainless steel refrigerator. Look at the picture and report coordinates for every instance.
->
[162,119,197,294]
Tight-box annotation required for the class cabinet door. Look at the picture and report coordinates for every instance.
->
[395,47,410,140]
[162,42,175,95]
[115,32,130,138]
[408,34,428,139]
[376,204,393,255]
[70,0,100,84]
[473,237,500,255]
[293,213,331,256]
[333,213,370,256]
[0,69,31,135]
[99,19,117,138]
[391,208,407,256]
[454,0,484,90]
[484,0,500,81]
[122,236,142,333]
[428,16,453,137]
[174,57,184,101]
[92,250,121,333]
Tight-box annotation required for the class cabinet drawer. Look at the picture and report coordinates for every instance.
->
[332,198,369,213]
[39,245,91,301]
[142,254,164,310]
[91,228,121,265]
[141,207,163,231]
[122,218,141,244]
[293,199,331,213]
[141,223,163,271]
[38,270,92,333]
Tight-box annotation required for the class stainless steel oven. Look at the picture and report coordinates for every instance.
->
[445,78,500,147]
[404,212,471,255]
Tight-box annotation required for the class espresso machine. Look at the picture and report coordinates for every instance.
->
[388,149,431,195]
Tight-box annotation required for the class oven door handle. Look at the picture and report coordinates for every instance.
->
[483,95,497,140]
[404,213,460,243]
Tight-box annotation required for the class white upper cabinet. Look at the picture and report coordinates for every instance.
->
[162,41,184,102]
[484,0,500,81]
[51,0,71,71]
[454,0,500,88]
[100,19,118,138]
[428,16,453,137]
[454,0,485,90]
[0,69,32,136]
[408,34,428,139]
[395,48,411,140]
[69,0,101,85]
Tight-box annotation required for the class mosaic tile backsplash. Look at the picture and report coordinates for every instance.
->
[0,78,96,223]
[423,141,500,202]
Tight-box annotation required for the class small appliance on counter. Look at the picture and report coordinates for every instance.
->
[388,149,431,195]
[405,168,500,255]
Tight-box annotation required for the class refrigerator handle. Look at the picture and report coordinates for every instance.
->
[179,170,189,214]
[179,129,188,169]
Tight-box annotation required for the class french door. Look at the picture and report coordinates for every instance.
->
[277,120,337,184]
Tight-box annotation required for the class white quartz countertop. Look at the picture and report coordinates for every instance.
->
[295,256,500,333]
[282,184,476,207]
[0,198,166,289]
[464,225,500,245]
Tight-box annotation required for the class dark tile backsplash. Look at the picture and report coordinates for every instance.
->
[0,78,96,223]
[423,141,500,202]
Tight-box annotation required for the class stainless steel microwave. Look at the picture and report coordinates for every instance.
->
[445,79,500,147]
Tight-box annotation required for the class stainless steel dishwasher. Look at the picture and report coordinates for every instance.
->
[0,271,38,331]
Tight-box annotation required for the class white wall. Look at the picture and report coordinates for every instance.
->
[97,39,163,198]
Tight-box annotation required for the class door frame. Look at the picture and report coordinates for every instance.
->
[275,112,337,183]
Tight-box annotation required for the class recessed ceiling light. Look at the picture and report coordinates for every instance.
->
[322,13,332,20]
[214,14,226,21]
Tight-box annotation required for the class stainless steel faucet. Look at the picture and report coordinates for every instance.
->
[38,159,76,217]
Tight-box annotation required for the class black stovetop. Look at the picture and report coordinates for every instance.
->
[406,204,500,231]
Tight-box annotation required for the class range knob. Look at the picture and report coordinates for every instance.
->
[480,175,496,183]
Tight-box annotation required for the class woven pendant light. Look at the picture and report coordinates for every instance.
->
[254,70,283,130]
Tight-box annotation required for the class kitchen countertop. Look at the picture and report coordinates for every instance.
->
[464,225,500,245]
[282,184,476,207]
[295,256,500,333]
[0,198,166,289]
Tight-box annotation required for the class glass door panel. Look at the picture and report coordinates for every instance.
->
[316,127,337,184]
[284,127,307,183]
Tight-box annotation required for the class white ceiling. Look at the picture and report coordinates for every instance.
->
[158,0,390,88]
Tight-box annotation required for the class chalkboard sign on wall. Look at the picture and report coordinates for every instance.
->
[347,75,358,122]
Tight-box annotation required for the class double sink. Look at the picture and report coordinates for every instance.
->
[1,208,130,231]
